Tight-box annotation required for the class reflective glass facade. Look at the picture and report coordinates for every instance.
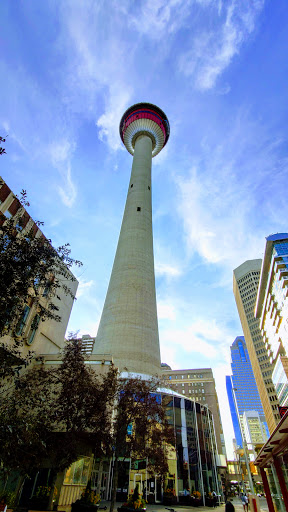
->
[90,392,221,505]
[227,336,269,446]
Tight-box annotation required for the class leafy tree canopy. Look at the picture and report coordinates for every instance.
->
[0,339,118,477]
[0,188,82,383]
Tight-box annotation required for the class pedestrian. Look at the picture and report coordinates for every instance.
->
[240,493,248,512]
[244,494,249,511]
[0,497,7,512]
[225,499,235,512]
[212,490,217,508]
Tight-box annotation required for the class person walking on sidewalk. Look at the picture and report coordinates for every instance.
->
[212,490,218,508]
[240,493,248,512]
[225,499,235,512]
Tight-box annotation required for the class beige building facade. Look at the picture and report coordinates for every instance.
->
[233,260,280,434]
[242,410,268,458]
[0,178,78,360]
[255,233,288,408]
[162,367,226,457]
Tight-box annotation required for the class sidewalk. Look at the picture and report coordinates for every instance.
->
[101,498,268,512]
[101,502,227,512]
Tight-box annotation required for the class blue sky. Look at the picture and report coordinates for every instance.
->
[1,0,288,459]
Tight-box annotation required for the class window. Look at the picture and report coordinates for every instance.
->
[64,457,91,485]
[27,314,40,345]
[43,280,52,297]
[4,209,12,219]
[16,305,30,336]
[137,207,141,211]
[130,184,133,188]
[148,186,150,190]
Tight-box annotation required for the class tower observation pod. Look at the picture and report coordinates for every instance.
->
[94,103,170,376]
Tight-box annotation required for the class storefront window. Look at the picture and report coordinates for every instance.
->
[64,457,91,485]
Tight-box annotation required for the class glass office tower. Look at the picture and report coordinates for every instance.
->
[226,336,269,447]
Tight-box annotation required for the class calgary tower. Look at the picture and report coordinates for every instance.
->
[94,103,170,376]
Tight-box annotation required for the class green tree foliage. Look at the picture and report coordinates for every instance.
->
[0,136,6,156]
[0,190,82,383]
[109,376,175,512]
[0,339,118,477]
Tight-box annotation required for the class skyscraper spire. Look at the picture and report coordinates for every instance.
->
[94,103,170,375]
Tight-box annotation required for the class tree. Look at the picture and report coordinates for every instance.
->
[108,376,175,512]
[0,136,6,156]
[0,339,118,479]
[0,188,82,385]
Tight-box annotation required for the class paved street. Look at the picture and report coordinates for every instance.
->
[103,497,269,512]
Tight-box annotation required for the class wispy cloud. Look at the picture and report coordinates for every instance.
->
[124,0,193,39]
[97,85,132,151]
[57,1,134,151]
[76,278,94,299]
[155,261,182,278]
[178,0,265,90]
[160,317,232,361]
[157,301,177,321]
[49,139,78,207]
[175,109,288,272]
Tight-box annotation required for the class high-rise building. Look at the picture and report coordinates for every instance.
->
[93,103,170,376]
[71,334,96,356]
[162,368,226,456]
[233,261,280,433]
[226,337,268,448]
[255,233,288,407]
[0,177,78,359]
[226,375,242,448]
[242,410,268,456]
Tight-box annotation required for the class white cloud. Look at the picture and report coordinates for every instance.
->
[97,85,132,151]
[57,164,77,208]
[160,317,232,361]
[178,0,265,90]
[76,278,94,299]
[49,139,78,208]
[57,1,134,151]
[155,261,182,278]
[157,302,177,321]
[125,0,193,39]
[175,110,288,272]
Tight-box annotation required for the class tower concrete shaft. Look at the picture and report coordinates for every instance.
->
[94,103,170,376]
[95,135,160,374]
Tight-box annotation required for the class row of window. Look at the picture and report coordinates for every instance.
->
[256,348,266,355]
[181,390,206,400]
[239,281,257,294]
[169,373,205,379]
[175,382,204,387]
[258,355,268,362]
[269,394,278,402]
[237,271,259,286]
